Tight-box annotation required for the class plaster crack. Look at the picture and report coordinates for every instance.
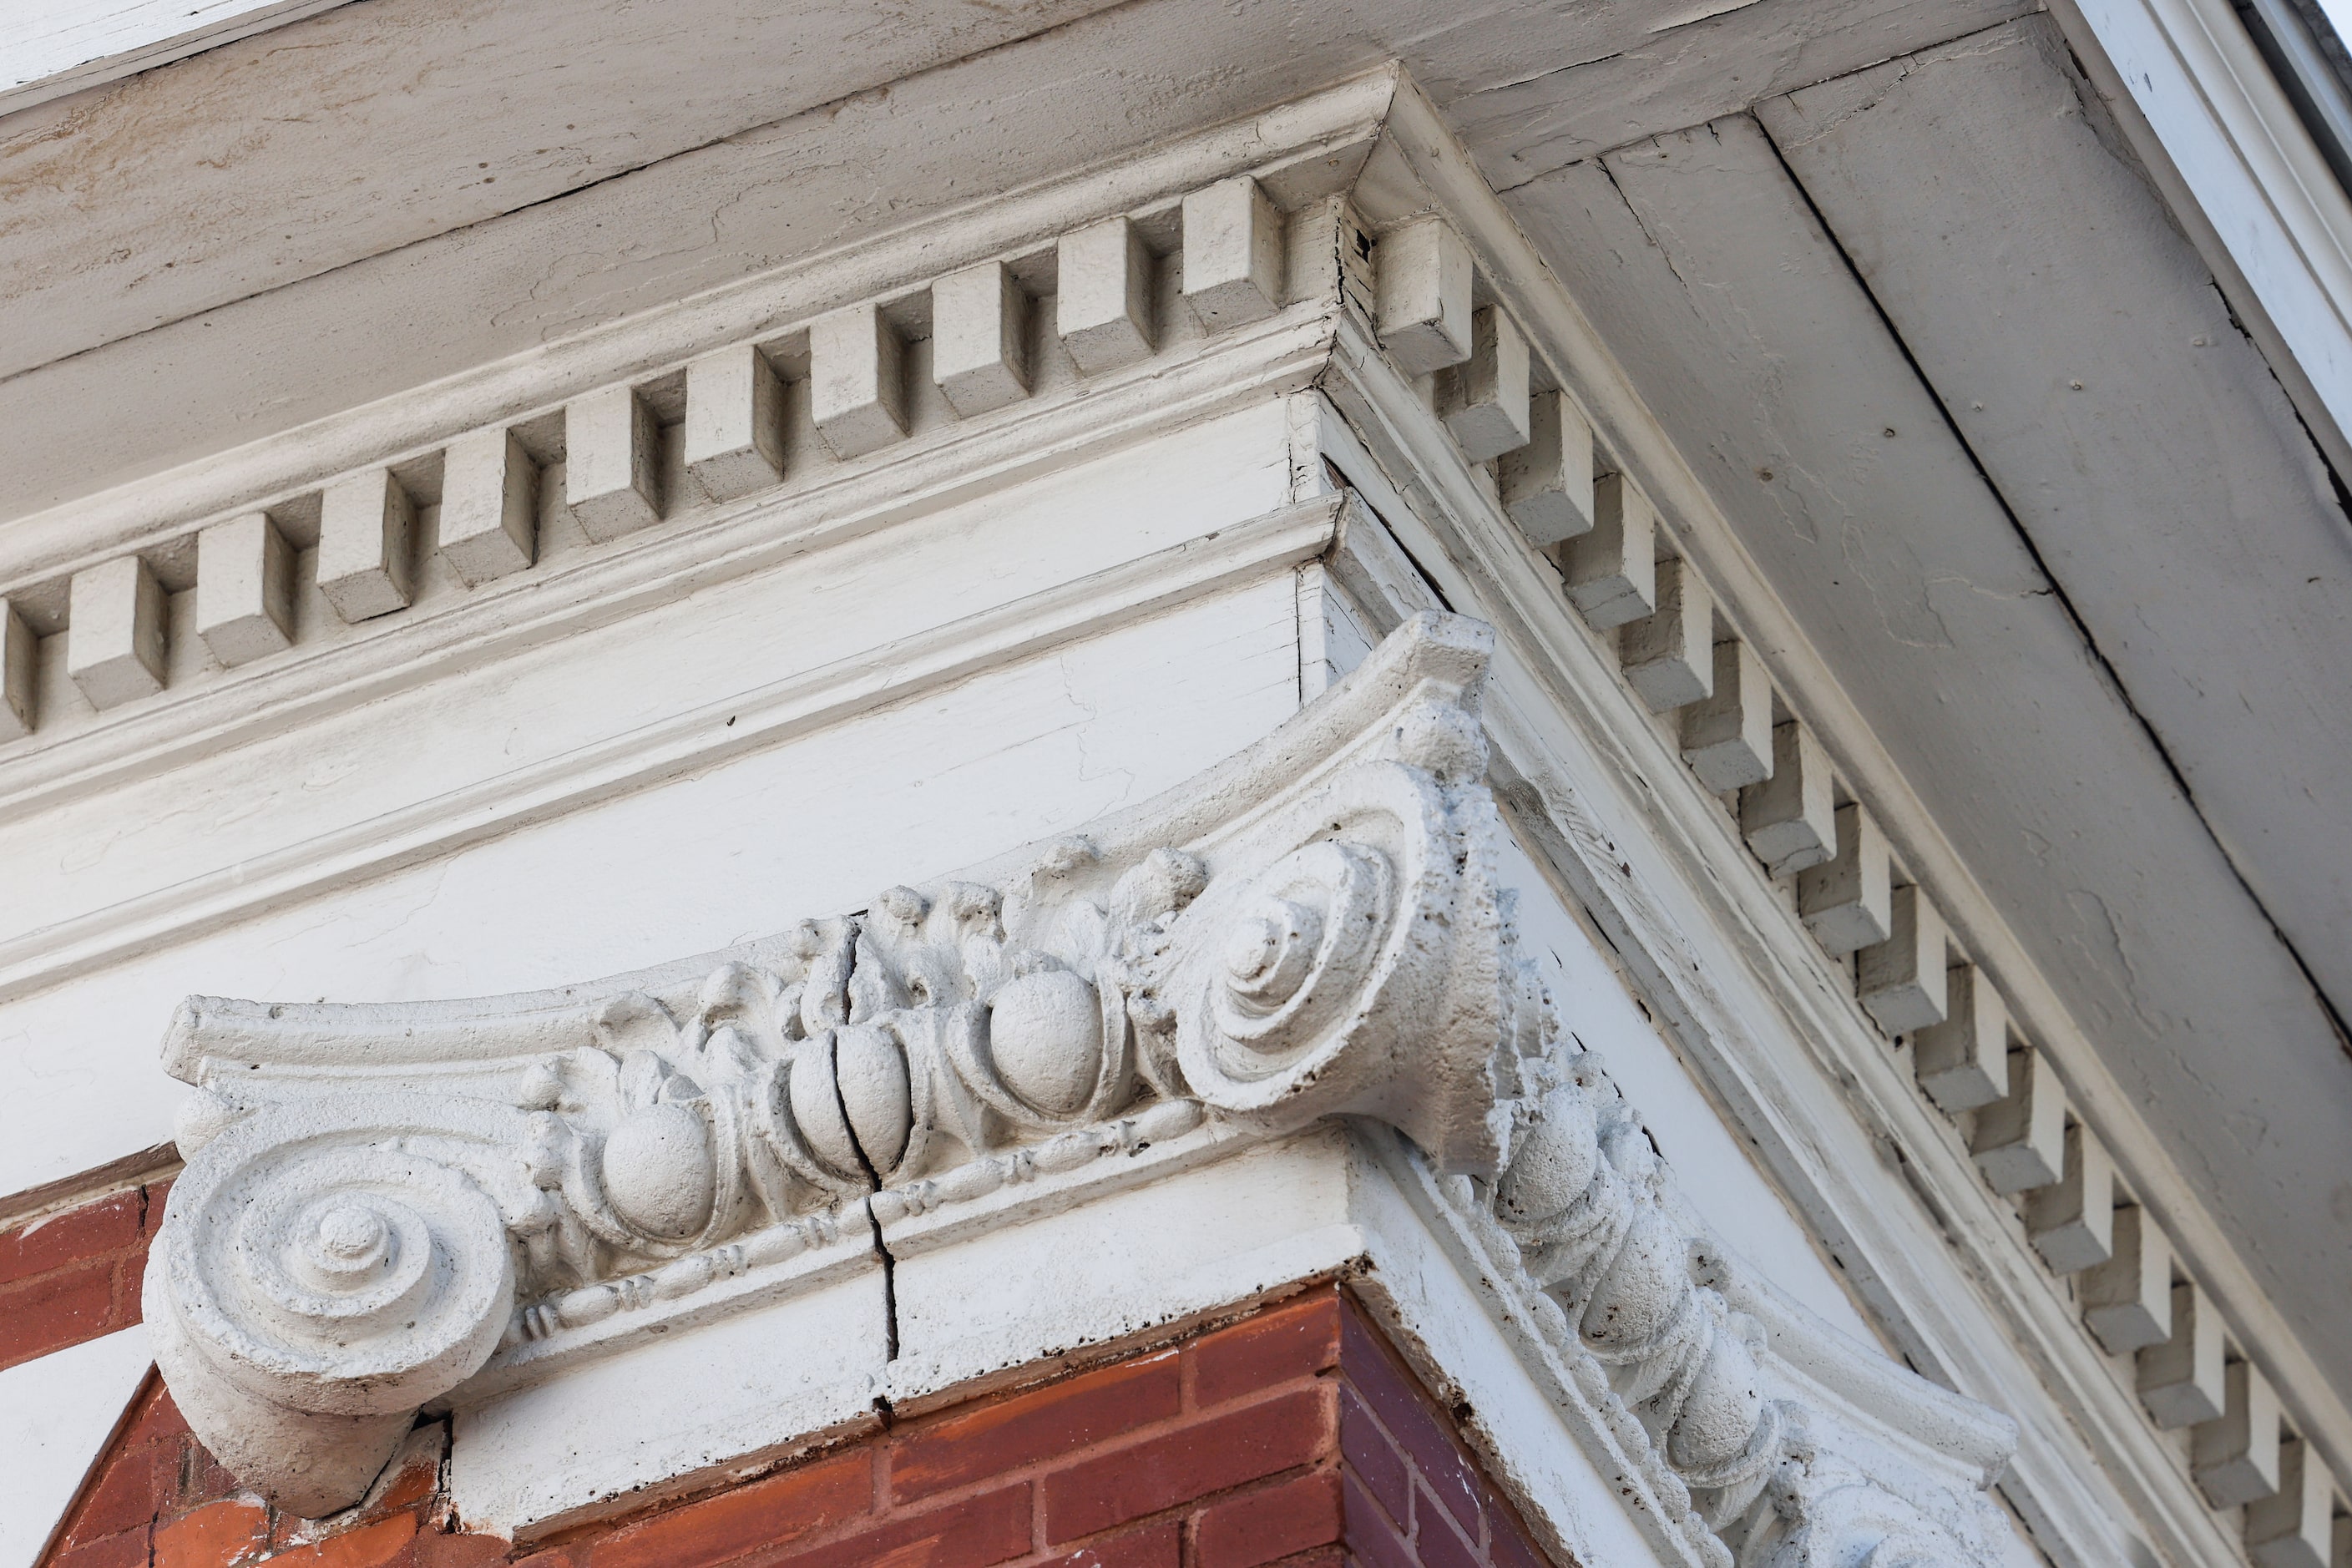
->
[827,1023,901,1368]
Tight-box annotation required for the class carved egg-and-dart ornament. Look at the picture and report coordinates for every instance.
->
[984,966,1107,1119]
[772,1025,917,1186]
[599,1102,718,1242]
[833,1024,916,1173]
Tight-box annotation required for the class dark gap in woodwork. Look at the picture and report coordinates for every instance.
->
[1750,114,2352,1060]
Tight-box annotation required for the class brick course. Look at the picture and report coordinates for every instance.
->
[0,1181,170,1372]
[37,1282,1561,1568]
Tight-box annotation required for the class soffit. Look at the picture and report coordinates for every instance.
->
[1492,32,2352,1402]
[0,0,2028,526]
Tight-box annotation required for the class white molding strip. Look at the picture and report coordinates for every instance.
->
[2066,0,2352,466]
[0,495,1342,1008]
[0,0,357,115]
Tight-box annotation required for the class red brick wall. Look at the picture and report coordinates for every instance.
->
[39,1283,1560,1568]
[0,1180,169,1372]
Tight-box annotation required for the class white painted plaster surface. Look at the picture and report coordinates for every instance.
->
[886,1133,1369,1403]
[449,1126,1672,1568]
[0,400,1294,955]
[452,1268,888,1535]
[0,1328,151,1568]
[0,572,1303,1198]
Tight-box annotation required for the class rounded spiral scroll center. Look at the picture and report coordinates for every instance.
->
[1220,898,1322,1026]
[303,1202,395,1288]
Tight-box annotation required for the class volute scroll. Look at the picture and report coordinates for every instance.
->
[146,612,1535,1515]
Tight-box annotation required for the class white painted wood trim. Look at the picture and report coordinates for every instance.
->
[0,0,357,114]
[0,494,1341,1008]
[2062,0,2352,466]
[1360,78,2352,1527]
[0,301,1339,827]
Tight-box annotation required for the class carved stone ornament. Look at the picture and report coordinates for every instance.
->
[144,612,2017,1568]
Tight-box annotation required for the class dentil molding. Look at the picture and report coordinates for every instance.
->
[144,613,2017,1568]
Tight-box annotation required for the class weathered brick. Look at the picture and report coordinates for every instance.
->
[65,1439,166,1543]
[376,1454,443,1514]
[893,1353,1181,1503]
[593,1450,872,1568]
[174,1438,246,1512]
[48,1525,151,1568]
[154,1499,269,1568]
[1189,1292,1342,1410]
[0,1191,144,1286]
[122,1381,189,1448]
[1042,1386,1333,1543]
[1338,1473,1414,1568]
[266,1514,417,1568]
[1336,1388,1409,1536]
[1192,1469,1341,1568]
[412,1530,512,1568]
[1411,1495,1479,1568]
[1338,1311,1477,1533]
[749,1485,1029,1568]
[1038,1520,1181,1568]
[0,1260,119,1368]
[1484,1505,1550,1568]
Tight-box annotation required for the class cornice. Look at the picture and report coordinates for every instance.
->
[144,613,2019,1568]
[23,59,2333,1568]
[1330,73,2348,1565]
[0,73,1397,594]
[1317,336,2229,1568]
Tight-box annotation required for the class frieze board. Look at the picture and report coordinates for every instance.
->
[0,495,1343,1009]
[145,613,2019,1568]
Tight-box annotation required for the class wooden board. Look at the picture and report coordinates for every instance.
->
[0,0,357,111]
[0,0,2031,524]
[1758,20,2352,1097]
[1504,109,2352,1399]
